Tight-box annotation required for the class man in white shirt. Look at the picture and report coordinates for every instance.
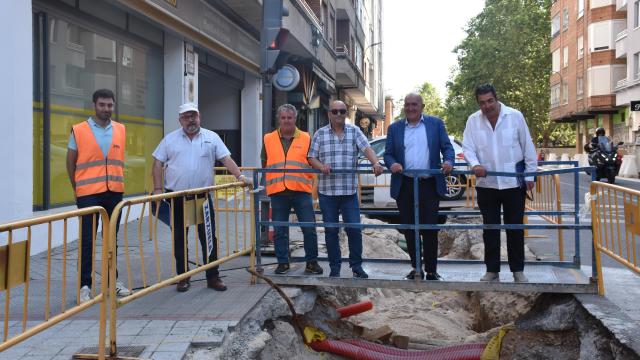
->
[152,103,250,292]
[462,84,537,283]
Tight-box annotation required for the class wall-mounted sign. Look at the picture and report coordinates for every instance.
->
[273,65,300,92]
[631,100,640,111]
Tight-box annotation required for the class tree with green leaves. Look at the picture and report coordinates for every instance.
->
[395,81,444,120]
[444,0,573,145]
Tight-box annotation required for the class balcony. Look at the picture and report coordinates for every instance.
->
[615,78,628,90]
[616,0,627,10]
[615,29,628,58]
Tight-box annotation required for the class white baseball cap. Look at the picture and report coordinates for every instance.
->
[178,102,199,115]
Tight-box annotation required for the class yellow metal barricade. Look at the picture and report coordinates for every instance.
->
[106,182,255,358]
[524,173,565,261]
[590,181,640,295]
[0,207,108,359]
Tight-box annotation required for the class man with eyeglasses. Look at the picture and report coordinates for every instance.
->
[384,92,455,282]
[461,84,537,283]
[308,100,384,278]
[152,103,251,292]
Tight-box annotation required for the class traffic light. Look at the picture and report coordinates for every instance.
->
[261,0,289,73]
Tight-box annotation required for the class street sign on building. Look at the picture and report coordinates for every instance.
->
[631,100,640,111]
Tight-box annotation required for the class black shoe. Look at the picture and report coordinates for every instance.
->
[425,272,444,281]
[352,267,369,279]
[404,269,424,280]
[329,269,340,278]
[274,263,290,274]
[305,261,324,275]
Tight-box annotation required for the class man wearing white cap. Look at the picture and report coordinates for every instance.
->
[152,103,250,292]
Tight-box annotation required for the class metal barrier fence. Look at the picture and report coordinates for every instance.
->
[0,207,109,359]
[590,181,640,295]
[254,163,592,275]
[525,173,565,260]
[105,182,254,357]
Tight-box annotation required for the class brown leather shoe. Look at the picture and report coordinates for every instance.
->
[207,276,227,291]
[176,277,191,292]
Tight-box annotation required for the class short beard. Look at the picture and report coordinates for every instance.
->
[96,112,111,122]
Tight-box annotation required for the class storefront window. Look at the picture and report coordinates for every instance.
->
[34,15,163,208]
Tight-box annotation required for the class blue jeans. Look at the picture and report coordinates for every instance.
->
[318,193,362,272]
[271,191,318,264]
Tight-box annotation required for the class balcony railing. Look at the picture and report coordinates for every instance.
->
[616,78,628,90]
[616,29,628,41]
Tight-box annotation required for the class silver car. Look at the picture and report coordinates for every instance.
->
[359,136,468,208]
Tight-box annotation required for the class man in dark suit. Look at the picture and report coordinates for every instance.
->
[384,92,455,281]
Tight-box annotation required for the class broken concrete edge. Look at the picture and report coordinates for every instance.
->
[574,294,640,356]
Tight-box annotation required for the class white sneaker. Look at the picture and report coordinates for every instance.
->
[513,271,529,283]
[480,272,499,282]
[115,281,132,297]
[80,286,91,303]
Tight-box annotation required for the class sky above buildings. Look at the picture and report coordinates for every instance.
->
[382,0,486,106]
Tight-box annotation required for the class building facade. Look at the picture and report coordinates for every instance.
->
[0,0,384,253]
[614,0,640,147]
[549,0,627,151]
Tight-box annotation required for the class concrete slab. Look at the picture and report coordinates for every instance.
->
[263,258,597,293]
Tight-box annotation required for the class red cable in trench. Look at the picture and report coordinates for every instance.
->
[310,339,485,360]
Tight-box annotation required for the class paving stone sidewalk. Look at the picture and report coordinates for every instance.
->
[1,203,270,360]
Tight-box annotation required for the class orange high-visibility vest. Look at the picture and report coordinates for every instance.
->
[73,120,125,197]
[264,130,314,195]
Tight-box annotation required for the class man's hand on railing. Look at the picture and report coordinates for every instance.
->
[472,165,487,177]
[372,162,384,176]
[237,174,253,186]
[390,163,403,174]
[441,162,453,175]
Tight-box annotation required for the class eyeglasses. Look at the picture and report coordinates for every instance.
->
[179,114,197,121]
[330,109,347,115]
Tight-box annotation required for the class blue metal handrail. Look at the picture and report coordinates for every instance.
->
[252,161,592,278]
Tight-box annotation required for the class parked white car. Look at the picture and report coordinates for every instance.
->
[359,136,468,208]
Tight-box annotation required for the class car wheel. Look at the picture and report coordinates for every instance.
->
[441,174,466,201]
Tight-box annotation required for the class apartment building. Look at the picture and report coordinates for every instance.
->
[614,0,640,146]
[550,0,626,151]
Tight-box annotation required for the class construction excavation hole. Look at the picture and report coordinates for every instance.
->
[187,216,639,360]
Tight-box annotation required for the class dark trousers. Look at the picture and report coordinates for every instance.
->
[76,191,123,288]
[396,176,440,273]
[170,194,219,280]
[476,187,526,273]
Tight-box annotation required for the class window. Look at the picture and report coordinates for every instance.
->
[563,8,569,31]
[577,77,584,99]
[589,21,614,52]
[562,83,569,104]
[577,35,584,59]
[635,52,640,80]
[635,0,639,28]
[551,84,561,108]
[577,0,584,18]
[563,46,569,67]
[552,14,560,37]
[37,16,163,207]
[552,49,560,72]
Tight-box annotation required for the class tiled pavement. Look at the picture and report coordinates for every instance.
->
[1,198,270,360]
